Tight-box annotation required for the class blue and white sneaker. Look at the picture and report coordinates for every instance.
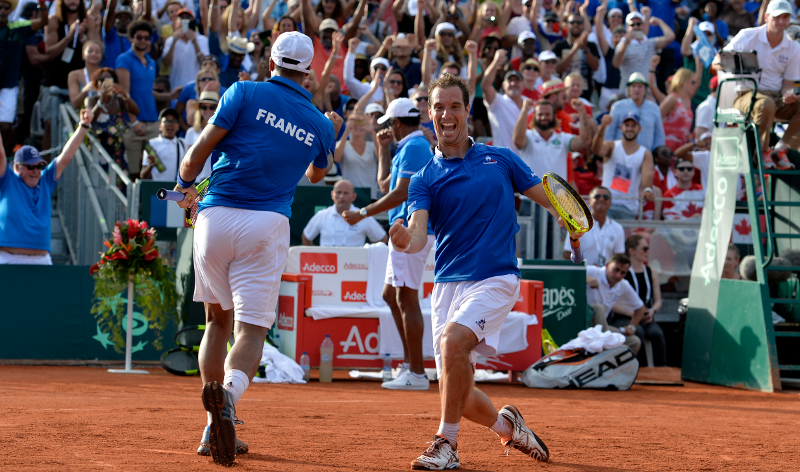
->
[201,381,239,466]
[197,425,249,456]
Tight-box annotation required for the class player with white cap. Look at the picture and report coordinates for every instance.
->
[171,31,343,467]
[343,97,435,391]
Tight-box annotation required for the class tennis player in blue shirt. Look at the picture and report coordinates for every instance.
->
[171,31,342,467]
[392,75,579,470]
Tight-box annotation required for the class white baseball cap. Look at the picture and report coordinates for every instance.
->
[377,98,420,124]
[364,103,385,115]
[698,21,715,35]
[435,22,457,37]
[319,18,339,31]
[517,30,536,46]
[767,0,793,17]
[371,57,390,71]
[538,50,557,62]
[626,11,644,24]
[271,31,314,72]
[407,0,418,16]
[608,7,623,17]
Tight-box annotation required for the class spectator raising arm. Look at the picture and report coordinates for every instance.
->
[56,108,94,180]
[29,0,49,31]
[569,98,591,151]
[420,38,436,88]
[261,0,280,31]
[343,38,373,99]
[354,74,382,113]
[594,4,610,56]
[593,113,616,160]
[648,55,666,104]
[244,0,262,31]
[315,32,345,110]
[301,0,320,40]
[44,19,80,65]
[650,16,675,49]
[105,0,119,35]
[513,98,534,150]
[480,48,507,106]
[680,17,699,59]
[465,39,478,97]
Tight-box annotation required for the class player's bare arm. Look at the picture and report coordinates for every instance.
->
[593,114,615,160]
[389,211,430,254]
[172,125,229,208]
[305,111,344,183]
[343,177,410,224]
[522,183,583,240]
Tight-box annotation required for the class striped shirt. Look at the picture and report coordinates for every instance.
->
[617,37,657,88]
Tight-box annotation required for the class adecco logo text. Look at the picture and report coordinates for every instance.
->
[342,281,367,302]
[300,253,337,273]
[343,262,368,270]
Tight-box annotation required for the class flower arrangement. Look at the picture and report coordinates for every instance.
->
[90,219,180,352]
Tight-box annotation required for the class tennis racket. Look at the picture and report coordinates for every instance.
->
[156,178,210,228]
[160,347,200,376]
[541,171,593,263]
[173,324,235,352]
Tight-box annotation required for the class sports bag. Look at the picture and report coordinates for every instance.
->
[521,345,639,390]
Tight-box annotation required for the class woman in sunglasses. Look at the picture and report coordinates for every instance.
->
[85,67,140,173]
[621,233,667,367]
[176,68,222,132]
[184,91,218,180]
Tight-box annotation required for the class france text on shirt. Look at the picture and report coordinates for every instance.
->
[255,108,317,146]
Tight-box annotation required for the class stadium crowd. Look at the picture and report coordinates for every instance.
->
[2,0,799,359]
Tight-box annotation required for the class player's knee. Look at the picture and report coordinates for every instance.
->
[439,329,473,360]
[382,286,396,306]
[396,287,419,312]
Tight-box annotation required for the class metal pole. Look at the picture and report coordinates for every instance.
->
[109,278,149,375]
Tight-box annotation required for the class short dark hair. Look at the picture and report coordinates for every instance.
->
[653,145,672,157]
[428,74,470,110]
[589,186,611,197]
[441,61,460,73]
[154,76,171,89]
[395,115,421,127]
[625,234,646,256]
[274,64,308,80]
[608,253,631,267]
[128,20,154,38]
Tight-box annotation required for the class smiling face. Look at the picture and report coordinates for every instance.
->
[83,42,103,66]
[521,62,539,82]
[279,17,295,32]
[160,114,179,138]
[565,76,583,100]
[166,3,180,21]
[438,30,455,47]
[430,85,470,147]
[387,72,404,96]
[608,11,623,28]
[14,162,44,188]
[533,102,555,131]
[348,112,367,136]
[542,59,557,76]
[621,119,641,141]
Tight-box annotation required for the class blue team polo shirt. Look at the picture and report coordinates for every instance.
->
[407,142,541,283]
[0,161,60,251]
[200,77,335,218]
[389,131,433,230]
[116,49,158,122]
[103,27,131,69]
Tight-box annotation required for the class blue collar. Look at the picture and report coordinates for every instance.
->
[434,137,475,160]
[268,76,313,102]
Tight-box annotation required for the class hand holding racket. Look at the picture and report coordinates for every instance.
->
[541,172,593,264]
[157,178,210,228]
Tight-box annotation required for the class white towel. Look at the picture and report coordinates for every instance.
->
[560,325,625,354]
[252,342,307,384]
[365,242,389,308]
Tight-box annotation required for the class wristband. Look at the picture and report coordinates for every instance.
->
[643,187,653,194]
[130,120,140,127]
[177,174,196,189]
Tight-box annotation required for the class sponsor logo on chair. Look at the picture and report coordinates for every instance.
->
[300,253,338,273]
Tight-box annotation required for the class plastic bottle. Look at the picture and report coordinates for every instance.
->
[319,335,334,383]
[143,143,166,172]
[382,354,393,382]
[300,352,311,382]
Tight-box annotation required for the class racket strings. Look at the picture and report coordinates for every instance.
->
[189,185,209,227]
[550,181,589,228]
[163,350,198,371]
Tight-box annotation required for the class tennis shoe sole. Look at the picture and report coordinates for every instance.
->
[202,381,237,467]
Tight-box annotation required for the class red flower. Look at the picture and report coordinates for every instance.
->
[107,250,129,261]
[89,263,100,275]
[128,220,139,239]
[144,248,160,261]
[103,240,112,249]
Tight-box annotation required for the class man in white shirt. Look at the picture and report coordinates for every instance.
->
[344,43,388,101]
[563,186,625,266]
[162,9,210,89]
[141,108,187,181]
[302,179,387,247]
[513,97,588,182]
[481,49,523,149]
[586,253,645,354]
[716,0,800,169]
[694,75,717,138]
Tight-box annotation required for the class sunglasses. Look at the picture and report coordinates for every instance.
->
[439,32,455,37]
[161,118,179,124]
[591,194,611,200]
[523,66,540,72]
[351,119,366,126]
[199,104,216,111]
[373,65,387,71]
[199,77,214,82]
[153,88,166,93]
[676,166,694,172]
[133,34,151,41]
[569,21,583,25]
[610,14,622,18]
[545,19,557,23]
[641,246,650,252]
[543,60,557,64]
[0,4,13,10]
[388,79,403,85]
[415,96,429,102]
[629,22,642,27]
[23,162,47,171]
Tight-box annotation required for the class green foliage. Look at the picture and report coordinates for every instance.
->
[90,219,181,352]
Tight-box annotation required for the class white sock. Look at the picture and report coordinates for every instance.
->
[402,362,410,370]
[207,411,212,426]
[410,371,427,380]
[489,413,513,441]
[437,420,459,448]
[222,369,249,407]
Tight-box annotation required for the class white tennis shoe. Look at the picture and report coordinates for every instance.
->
[499,405,550,462]
[381,370,429,390]
[411,435,460,470]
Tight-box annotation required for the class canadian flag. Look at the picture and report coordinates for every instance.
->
[732,214,752,244]
[662,185,705,220]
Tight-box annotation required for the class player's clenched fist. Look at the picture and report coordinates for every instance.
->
[325,111,344,136]
[600,113,613,127]
[172,183,197,209]
[389,218,411,252]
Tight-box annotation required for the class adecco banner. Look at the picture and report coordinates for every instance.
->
[684,126,750,379]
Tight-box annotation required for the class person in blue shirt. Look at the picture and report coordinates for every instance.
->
[171,31,341,467]
[0,108,92,265]
[605,72,665,151]
[342,97,435,392]
[391,75,577,470]
[102,0,132,69]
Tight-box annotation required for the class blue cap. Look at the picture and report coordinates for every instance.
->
[14,145,45,165]
[622,112,641,125]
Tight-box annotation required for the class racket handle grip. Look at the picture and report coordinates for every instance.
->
[157,189,187,202]
[570,238,584,264]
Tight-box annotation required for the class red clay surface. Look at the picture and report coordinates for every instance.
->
[1,365,798,471]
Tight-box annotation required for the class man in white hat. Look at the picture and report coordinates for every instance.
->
[605,71,665,153]
[344,40,389,102]
[504,0,536,61]
[612,10,674,88]
[342,97,435,391]
[172,31,343,467]
[713,0,800,170]
[511,30,538,71]
[302,0,363,86]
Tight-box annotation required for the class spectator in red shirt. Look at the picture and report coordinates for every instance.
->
[561,72,593,135]
[520,58,541,100]
[510,30,538,71]
[662,158,705,220]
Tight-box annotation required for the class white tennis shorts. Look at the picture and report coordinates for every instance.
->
[431,274,520,375]
[384,234,435,290]
[0,87,18,123]
[193,206,290,329]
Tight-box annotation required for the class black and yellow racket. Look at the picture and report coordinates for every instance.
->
[542,171,593,263]
[173,324,235,352]
[161,347,200,376]
[156,178,210,228]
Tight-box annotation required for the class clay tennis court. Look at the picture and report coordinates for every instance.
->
[1,365,797,471]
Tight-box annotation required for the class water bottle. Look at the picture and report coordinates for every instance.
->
[319,335,334,383]
[144,143,166,172]
[300,351,311,382]
[382,354,393,382]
